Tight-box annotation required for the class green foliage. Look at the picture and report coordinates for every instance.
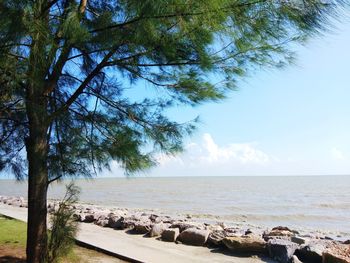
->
[47,182,80,263]
[0,0,348,180]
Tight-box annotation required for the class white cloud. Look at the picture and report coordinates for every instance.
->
[155,133,270,169]
[201,133,270,164]
[331,147,346,160]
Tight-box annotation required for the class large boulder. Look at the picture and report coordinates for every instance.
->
[170,221,205,232]
[82,213,95,223]
[291,236,307,245]
[149,223,171,237]
[295,240,332,263]
[264,226,297,241]
[177,228,210,246]
[322,244,350,263]
[223,235,267,254]
[108,214,123,229]
[208,230,227,247]
[162,228,180,242]
[133,220,153,234]
[268,238,299,263]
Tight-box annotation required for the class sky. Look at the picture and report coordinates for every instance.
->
[103,15,350,177]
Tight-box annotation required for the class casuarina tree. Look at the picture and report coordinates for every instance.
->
[0,0,347,262]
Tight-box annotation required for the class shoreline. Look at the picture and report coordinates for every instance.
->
[1,195,350,263]
[0,176,348,236]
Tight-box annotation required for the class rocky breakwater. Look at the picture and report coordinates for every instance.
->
[1,195,350,263]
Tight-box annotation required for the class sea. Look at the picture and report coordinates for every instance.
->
[0,175,349,237]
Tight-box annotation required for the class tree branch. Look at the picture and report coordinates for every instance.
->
[48,48,117,122]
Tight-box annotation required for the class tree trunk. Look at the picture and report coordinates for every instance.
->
[25,119,49,263]
[25,2,51,260]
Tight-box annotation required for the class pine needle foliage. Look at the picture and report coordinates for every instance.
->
[0,0,348,181]
[47,182,80,263]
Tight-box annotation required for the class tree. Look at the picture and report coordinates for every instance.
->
[0,0,346,262]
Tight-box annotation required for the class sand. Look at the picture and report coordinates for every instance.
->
[0,203,276,263]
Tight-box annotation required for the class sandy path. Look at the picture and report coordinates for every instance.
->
[0,203,276,263]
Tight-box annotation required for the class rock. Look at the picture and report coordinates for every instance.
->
[177,228,210,246]
[264,227,296,241]
[295,240,332,263]
[95,217,109,227]
[224,227,245,236]
[343,240,350,245]
[110,215,140,230]
[92,211,109,221]
[268,239,299,263]
[162,228,180,242]
[205,224,224,232]
[291,236,307,245]
[82,213,95,223]
[208,230,227,246]
[223,235,267,254]
[291,255,302,263]
[170,221,204,232]
[149,223,170,237]
[245,229,254,235]
[107,215,122,228]
[149,214,162,223]
[133,220,153,234]
[322,244,350,263]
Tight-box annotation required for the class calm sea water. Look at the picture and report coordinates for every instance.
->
[0,176,349,236]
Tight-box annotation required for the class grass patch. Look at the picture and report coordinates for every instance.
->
[0,214,124,262]
[0,215,27,248]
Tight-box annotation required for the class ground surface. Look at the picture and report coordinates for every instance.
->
[1,203,276,263]
[0,215,125,263]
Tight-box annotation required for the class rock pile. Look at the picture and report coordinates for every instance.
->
[1,196,349,263]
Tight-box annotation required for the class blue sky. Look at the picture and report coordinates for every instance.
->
[103,16,350,177]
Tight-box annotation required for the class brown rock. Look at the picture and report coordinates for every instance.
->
[133,220,153,234]
[170,221,204,232]
[177,228,210,246]
[322,244,350,263]
[162,228,180,242]
[223,235,267,254]
[264,228,295,241]
[149,223,170,237]
[208,230,227,246]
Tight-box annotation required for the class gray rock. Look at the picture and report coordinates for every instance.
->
[223,235,267,254]
[268,238,299,263]
[295,240,331,263]
[291,236,306,245]
[162,228,180,242]
[95,217,109,227]
[107,215,122,228]
[149,223,170,237]
[133,220,153,234]
[177,228,210,246]
[149,214,162,223]
[83,213,95,223]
